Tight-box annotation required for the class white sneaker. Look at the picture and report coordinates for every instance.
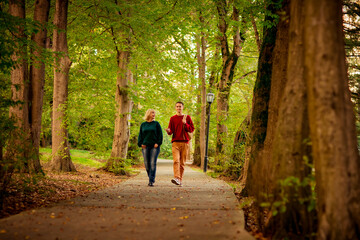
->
[171,178,180,185]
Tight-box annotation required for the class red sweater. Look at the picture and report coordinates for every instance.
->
[167,114,194,143]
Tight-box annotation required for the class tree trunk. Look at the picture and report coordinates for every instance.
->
[193,92,201,166]
[50,0,75,172]
[247,1,291,232]
[244,0,278,197]
[29,0,50,173]
[6,0,31,170]
[196,28,207,168]
[106,46,133,169]
[215,0,242,163]
[265,0,316,237]
[304,0,360,238]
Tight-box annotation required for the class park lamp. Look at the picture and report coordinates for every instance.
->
[206,92,215,104]
[204,92,215,172]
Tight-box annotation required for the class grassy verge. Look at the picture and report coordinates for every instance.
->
[40,148,105,168]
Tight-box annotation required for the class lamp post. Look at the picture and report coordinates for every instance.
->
[204,92,215,172]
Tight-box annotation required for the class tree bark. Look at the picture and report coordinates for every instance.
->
[193,91,201,166]
[196,27,207,168]
[244,0,278,197]
[304,0,360,238]
[106,46,133,169]
[6,0,31,169]
[215,0,242,163]
[247,1,291,232]
[50,0,75,172]
[29,0,50,173]
[265,0,316,237]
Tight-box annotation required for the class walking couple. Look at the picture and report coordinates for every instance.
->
[137,102,194,187]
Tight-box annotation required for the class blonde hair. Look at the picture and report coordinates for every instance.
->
[144,109,155,121]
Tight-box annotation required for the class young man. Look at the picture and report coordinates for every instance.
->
[166,101,194,186]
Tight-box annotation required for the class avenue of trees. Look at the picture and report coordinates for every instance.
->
[1,0,359,238]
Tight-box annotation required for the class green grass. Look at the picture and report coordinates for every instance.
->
[40,148,105,168]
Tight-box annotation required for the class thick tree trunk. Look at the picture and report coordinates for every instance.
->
[257,0,290,202]
[304,0,360,238]
[6,0,31,169]
[244,1,278,197]
[215,1,242,162]
[265,0,316,237]
[247,1,291,232]
[29,0,50,173]
[50,0,75,172]
[106,47,133,169]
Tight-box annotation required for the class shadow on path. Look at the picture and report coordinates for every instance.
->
[0,159,254,240]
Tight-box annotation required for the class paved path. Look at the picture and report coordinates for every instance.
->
[0,159,254,240]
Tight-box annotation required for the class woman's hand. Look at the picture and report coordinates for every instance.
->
[154,144,158,148]
[166,128,171,134]
[141,145,146,149]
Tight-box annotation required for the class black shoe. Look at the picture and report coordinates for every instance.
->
[148,182,154,187]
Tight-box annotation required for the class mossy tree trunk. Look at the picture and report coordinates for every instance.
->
[50,0,75,172]
[105,25,134,171]
[244,0,279,197]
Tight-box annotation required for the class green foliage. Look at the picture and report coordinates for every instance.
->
[260,156,317,216]
[106,158,132,176]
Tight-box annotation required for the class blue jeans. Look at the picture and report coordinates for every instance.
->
[142,146,160,183]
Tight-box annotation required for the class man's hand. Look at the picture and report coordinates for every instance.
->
[182,115,187,124]
[154,144,158,148]
[166,128,171,134]
[141,145,146,149]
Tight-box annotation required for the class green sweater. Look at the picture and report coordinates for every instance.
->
[138,121,163,147]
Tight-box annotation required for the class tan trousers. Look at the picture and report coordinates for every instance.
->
[172,142,188,181]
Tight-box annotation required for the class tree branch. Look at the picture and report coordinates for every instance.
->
[154,0,178,22]
[233,70,256,84]
[250,14,261,52]
[216,0,229,60]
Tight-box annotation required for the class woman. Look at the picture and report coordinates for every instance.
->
[138,109,163,186]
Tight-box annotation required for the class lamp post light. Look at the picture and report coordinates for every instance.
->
[204,92,215,172]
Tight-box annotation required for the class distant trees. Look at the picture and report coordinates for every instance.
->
[215,0,243,163]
